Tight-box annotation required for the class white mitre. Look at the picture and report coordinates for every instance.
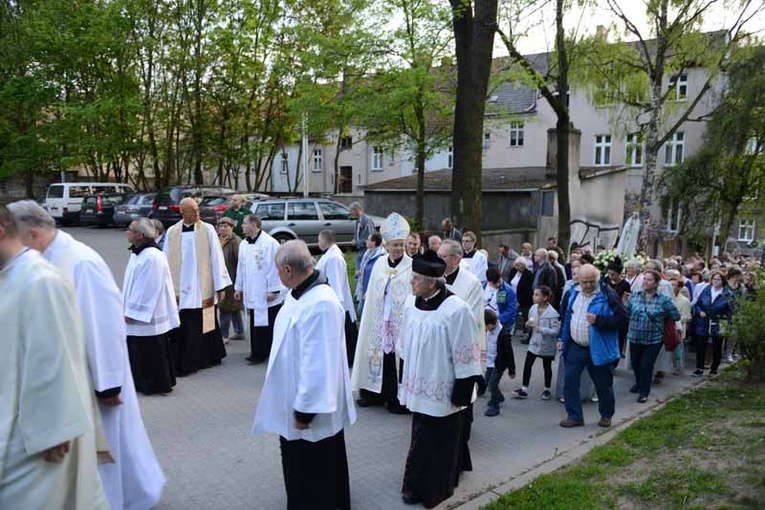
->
[381,212,410,243]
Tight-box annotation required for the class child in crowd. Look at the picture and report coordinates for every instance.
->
[513,286,560,400]
[484,309,516,417]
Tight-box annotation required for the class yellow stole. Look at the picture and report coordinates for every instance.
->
[168,221,214,307]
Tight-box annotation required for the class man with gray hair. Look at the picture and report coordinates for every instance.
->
[253,240,355,510]
[124,218,180,396]
[0,203,107,509]
[349,201,375,275]
[316,229,358,366]
[153,218,166,250]
[533,248,561,307]
[8,200,167,509]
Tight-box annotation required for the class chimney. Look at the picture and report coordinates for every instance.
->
[596,25,609,40]
[546,128,582,179]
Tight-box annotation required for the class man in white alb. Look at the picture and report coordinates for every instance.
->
[123,218,181,395]
[461,231,488,284]
[8,200,166,509]
[351,212,412,414]
[0,204,107,510]
[164,197,232,375]
[234,213,284,364]
[316,228,358,366]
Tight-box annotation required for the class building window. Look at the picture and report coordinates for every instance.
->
[509,122,524,147]
[669,74,688,100]
[372,146,384,171]
[483,132,491,150]
[666,200,682,233]
[625,133,643,167]
[312,149,323,173]
[339,136,352,150]
[388,149,395,166]
[447,146,453,169]
[665,132,684,167]
[738,217,755,242]
[594,134,612,166]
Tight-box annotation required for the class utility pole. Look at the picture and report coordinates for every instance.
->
[302,113,309,198]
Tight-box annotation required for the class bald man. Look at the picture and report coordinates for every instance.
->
[164,198,232,376]
[557,264,627,429]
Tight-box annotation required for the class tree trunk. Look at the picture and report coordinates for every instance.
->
[554,0,571,257]
[449,0,498,244]
[192,0,205,185]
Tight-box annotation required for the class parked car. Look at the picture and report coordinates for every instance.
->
[42,182,135,224]
[113,193,156,227]
[79,192,132,227]
[198,192,270,222]
[251,198,383,248]
[152,185,235,226]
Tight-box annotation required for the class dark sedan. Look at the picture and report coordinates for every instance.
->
[113,193,156,227]
[79,193,131,227]
[152,185,235,226]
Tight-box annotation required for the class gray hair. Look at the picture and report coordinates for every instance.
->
[132,218,156,238]
[152,219,165,235]
[349,202,362,212]
[646,259,664,272]
[625,259,643,271]
[547,249,559,262]
[7,200,56,231]
[318,229,336,245]
[441,239,462,257]
[665,269,681,280]
[275,240,314,274]
[514,256,527,268]
[535,248,549,261]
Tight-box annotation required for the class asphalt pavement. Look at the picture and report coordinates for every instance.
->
[66,226,703,510]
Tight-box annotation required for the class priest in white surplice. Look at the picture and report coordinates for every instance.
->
[351,212,412,414]
[398,250,482,508]
[316,229,358,367]
[124,218,181,395]
[9,201,167,510]
[234,214,284,364]
[0,205,107,510]
[253,240,356,510]
[164,198,232,375]
[460,231,488,284]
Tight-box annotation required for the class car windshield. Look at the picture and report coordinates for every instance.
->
[200,197,228,206]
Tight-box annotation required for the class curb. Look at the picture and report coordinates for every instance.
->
[447,374,716,510]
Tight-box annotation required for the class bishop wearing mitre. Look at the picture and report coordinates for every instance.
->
[164,198,232,375]
[351,212,412,414]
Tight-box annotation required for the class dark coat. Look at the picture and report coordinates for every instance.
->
[508,267,534,308]
[494,326,516,377]
[218,234,243,312]
[534,262,561,307]
[693,285,734,337]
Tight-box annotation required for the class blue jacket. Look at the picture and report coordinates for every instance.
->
[483,280,518,329]
[560,282,628,366]
[693,285,734,337]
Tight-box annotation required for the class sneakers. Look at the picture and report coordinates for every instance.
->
[541,390,551,401]
[512,388,528,399]
[222,337,229,344]
[484,406,500,417]
[692,369,704,377]
[590,395,599,403]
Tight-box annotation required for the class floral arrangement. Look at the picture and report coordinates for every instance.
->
[593,249,619,273]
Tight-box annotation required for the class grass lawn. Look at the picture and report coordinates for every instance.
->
[485,367,765,510]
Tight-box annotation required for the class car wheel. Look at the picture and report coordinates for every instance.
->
[273,234,293,244]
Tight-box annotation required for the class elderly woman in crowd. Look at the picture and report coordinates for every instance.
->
[624,259,644,293]
[692,271,734,377]
[625,269,680,403]
[217,216,244,343]
[355,232,385,317]
[668,271,693,375]
[507,256,534,341]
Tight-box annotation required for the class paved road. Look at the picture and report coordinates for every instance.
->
[67,226,702,509]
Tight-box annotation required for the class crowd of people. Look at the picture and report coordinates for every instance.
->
[0,196,755,510]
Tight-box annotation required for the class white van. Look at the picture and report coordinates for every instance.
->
[43,182,135,224]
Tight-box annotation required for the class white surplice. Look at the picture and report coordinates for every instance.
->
[123,245,180,337]
[234,231,283,326]
[163,222,232,310]
[0,249,107,510]
[43,231,166,510]
[351,255,413,394]
[398,294,482,417]
[463,251,488,283]
[253,280,356,441]
[315,244,357,322]
[446,267,486,353]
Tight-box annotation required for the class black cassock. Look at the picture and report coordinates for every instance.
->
[127,332,176,395]
[169,307,226,376]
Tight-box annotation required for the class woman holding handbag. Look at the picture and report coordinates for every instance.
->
[692,271,734,376]
[625,270,681,403]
